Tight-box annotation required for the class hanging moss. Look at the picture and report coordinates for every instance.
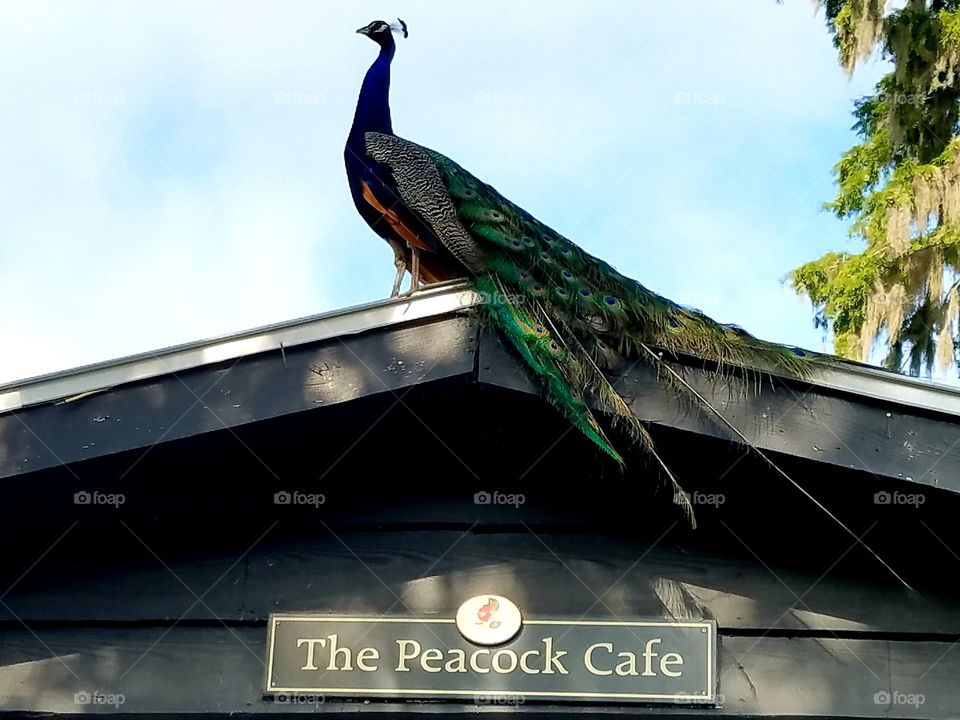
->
[792,2,960,376]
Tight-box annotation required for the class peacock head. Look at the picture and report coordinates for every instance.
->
[356,19,408,48]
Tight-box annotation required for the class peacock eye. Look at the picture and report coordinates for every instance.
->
[512,239,521,247]
[604,296,619,306]
[532,282,543,291]
[579,288,591,297]
[562,270,572,278]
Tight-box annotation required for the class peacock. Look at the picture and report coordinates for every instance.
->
[343,19,817,520]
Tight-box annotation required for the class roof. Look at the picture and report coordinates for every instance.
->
[3,281,960,497]
[0,281,478,414]
[3,280,960,418]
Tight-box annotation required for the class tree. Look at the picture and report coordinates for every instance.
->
[790,0,960,375]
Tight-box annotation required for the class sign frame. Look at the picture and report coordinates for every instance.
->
[264,613,718,705]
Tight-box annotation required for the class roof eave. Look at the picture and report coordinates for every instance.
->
[0,281,480,413]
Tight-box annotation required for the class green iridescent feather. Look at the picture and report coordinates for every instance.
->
[363,130,824,523]
[422,146,818,461]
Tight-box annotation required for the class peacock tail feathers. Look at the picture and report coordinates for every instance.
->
[366,131,823,523]
[422,144,815,376]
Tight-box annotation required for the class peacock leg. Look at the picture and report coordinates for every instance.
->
[410,246,421,292]
[398,246,421,297]
[390,242,407,298]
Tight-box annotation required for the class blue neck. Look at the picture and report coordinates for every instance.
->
[349,45,394,145]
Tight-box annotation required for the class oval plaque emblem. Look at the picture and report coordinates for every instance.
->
[456,595,522,646]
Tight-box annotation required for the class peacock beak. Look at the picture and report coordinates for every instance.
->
[356,26,370,36]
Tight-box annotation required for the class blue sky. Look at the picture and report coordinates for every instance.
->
[0,1,887,384]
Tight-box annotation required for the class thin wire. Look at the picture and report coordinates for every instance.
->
[638,343,916,595]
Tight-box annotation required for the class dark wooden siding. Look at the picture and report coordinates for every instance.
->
[0,313,958,717]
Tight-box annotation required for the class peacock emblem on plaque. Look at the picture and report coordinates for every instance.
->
[456,595,522,646]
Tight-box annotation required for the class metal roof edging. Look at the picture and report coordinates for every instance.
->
[0,283,483,414]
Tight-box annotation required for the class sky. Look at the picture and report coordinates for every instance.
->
[0,1,889,385]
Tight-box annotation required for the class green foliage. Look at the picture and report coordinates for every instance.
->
[791,250,886,357]
[792,1,960,375]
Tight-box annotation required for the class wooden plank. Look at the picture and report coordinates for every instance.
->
[718,636,891,717]
[6,315,960,498]
[0,626,949,717]
[0,316,478,479]
[477,327,960,494]
[242,532,951,635]
[888,641,960,718]
[1,531,954,636]
[0,539,249,624]
[617,366,960,495]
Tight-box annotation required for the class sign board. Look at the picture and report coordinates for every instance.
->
[266,603,716,705]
